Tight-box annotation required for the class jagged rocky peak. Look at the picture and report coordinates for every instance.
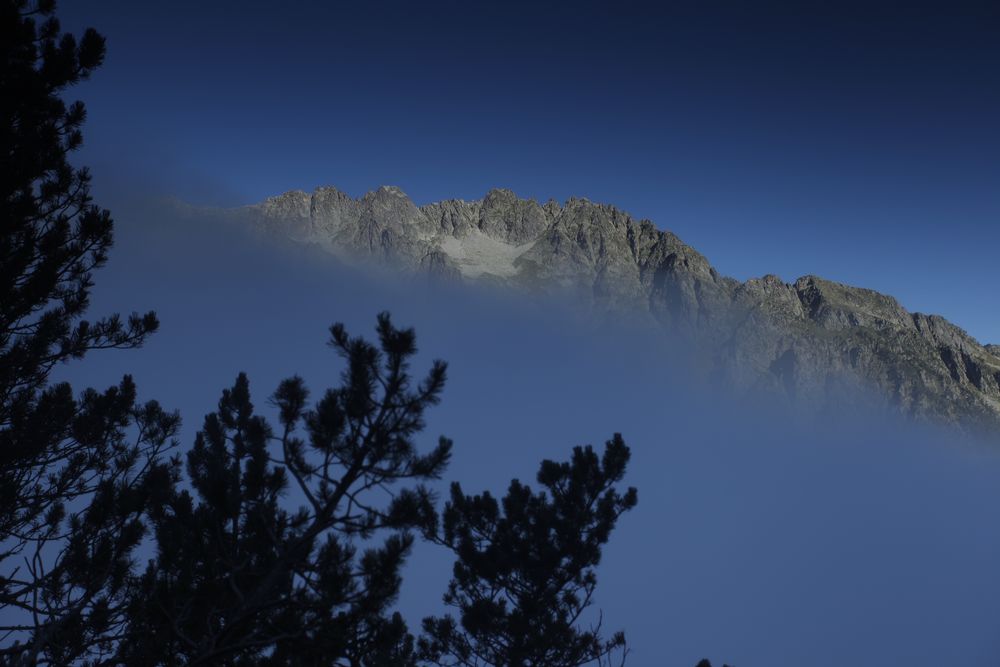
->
[362,185,417,212]
[234,185,1000,434]
[260,189,310,218]
[479,188,552,244]
[359,185,422,227]
[793,275,913,331]
[419,197,480,238]
[311,185,354,213]
[308,186,357,237]
[734,274,806,320]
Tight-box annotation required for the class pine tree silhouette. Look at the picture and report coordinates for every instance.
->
[419,435,638,667]
[0,1,178,663]
[118,314,451,665]
[694,658,733,667]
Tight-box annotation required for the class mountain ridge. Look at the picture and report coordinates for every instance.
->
[230,185,1000,433]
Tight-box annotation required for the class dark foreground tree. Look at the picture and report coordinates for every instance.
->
[118,314,451,665]
[0,1,178,663]
[419,435,638,667]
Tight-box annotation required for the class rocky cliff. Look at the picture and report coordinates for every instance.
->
[239,185,1000,432]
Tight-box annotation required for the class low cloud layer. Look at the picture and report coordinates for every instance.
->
[57,197,1000,666]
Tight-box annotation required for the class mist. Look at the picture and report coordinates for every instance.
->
[57,193,1000,667]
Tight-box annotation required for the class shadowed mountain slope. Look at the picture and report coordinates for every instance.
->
[232,185,1000,433]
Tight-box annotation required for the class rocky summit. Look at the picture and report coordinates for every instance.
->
[238,185,1000,433]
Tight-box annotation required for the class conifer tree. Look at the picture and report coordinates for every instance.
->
[0,1,179,663]
[419,435,638,667]
[119,314,451,666]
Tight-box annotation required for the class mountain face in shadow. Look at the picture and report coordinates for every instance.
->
[226,185,1000,433]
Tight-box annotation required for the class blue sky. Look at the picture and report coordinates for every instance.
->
[60,0,1000,343]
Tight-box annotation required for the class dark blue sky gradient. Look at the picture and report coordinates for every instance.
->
[59,0,1000,341]
[60,0,1000,341]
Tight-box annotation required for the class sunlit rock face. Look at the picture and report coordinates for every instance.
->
[239,185,1000,433]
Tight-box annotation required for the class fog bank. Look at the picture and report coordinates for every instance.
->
[57,197,1000,666]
